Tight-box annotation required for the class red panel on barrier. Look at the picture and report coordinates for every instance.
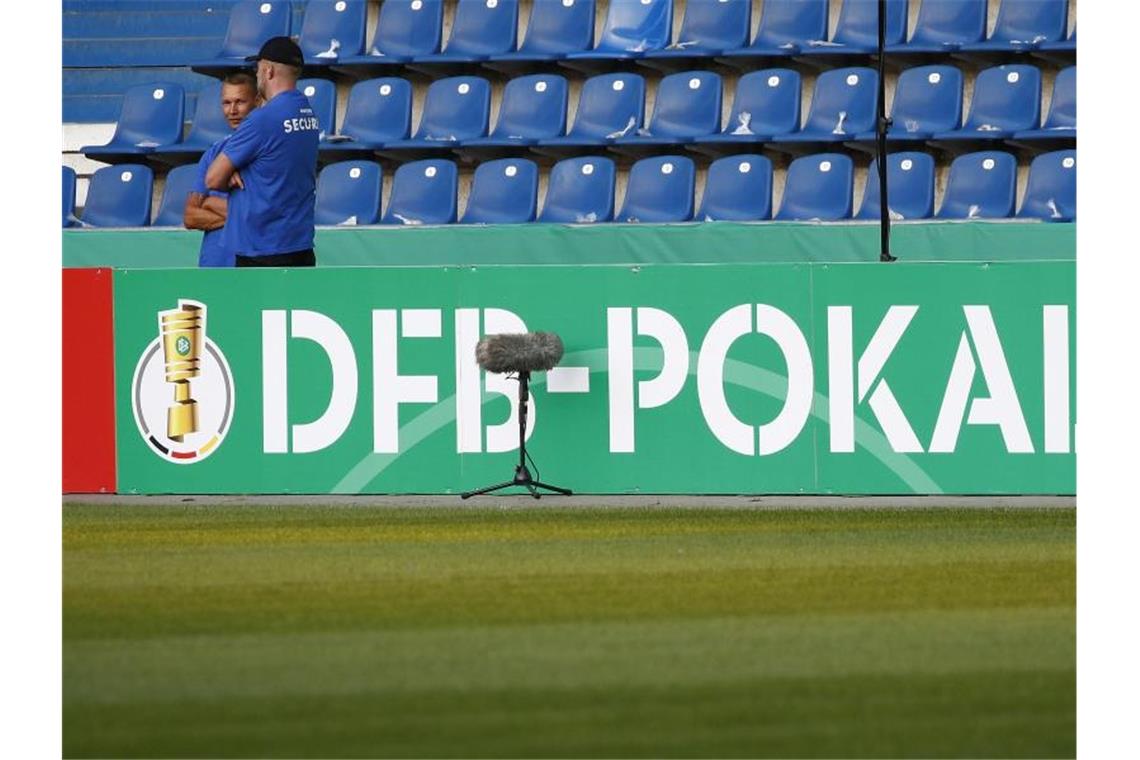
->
[63,268,116,493]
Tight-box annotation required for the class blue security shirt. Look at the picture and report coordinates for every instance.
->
[192,137,234,268]
[221,88,319,257]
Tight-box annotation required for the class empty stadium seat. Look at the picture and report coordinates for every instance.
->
[339,0,443,62]
[613,71,722,146]
[644,0,750,59]
[82,83,186,162]
[888,0,986,53]
[381,159,458,224]
[330,78,413,148]
[538,156,616,223]
[152,79,230,158]
[775,154,854,221]
[856,152,936,220]
[192,0,292,71]
[932,65,1040,141]
[697,155,774,222]
[62,166,78,228]
[297,78,337,140]
[961,0,1069,52]
[315,160,382,225]
[1014,66,1075,140]
[1017,149,1076,222]
[461,158,539,224]
[721,0,828,57]
[299,0,368,63]
[537,73,645,147]
[852,65,962,141]
[616,156,695,223]
[81,164,154,227]
[566,0,672,61]
[463,74,568,146]
[152,164,200,226]
[820,0,907,53]
[489,0,595,62]
[384,77,491,149]
[778,67,878,143]
[937,151,1017,219]
[415,0,518,62]
[1039,25,1076,53]
[694,69,801,146]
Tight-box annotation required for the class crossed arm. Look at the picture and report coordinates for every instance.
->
[183,193,229,232]
[205,152,244,192]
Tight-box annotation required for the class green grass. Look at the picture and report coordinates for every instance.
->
[63,505,1075,758]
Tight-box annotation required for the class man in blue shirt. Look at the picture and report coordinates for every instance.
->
[206,37,320,267]
[183,71,258,267]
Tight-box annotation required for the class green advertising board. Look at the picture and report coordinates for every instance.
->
[114,261,1075,495]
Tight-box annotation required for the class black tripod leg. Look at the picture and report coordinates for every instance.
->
[460,480,517,499]
[531,481,573,496]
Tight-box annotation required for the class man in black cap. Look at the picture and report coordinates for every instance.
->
[205,37,319,267]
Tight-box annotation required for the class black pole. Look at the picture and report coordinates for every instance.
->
[876,0,896,262]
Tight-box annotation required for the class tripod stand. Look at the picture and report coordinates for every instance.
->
[460,370,572,499]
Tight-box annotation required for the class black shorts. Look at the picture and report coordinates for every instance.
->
[235,249,316,267]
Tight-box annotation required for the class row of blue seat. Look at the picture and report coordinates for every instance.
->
[64,149,1076,229]
[81,63,1076,165]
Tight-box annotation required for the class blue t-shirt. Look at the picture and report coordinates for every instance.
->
[193,137,233,268]
[221,89,319,257]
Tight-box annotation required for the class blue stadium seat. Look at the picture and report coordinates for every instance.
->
[415,0,518,63]
[1039,25,1075,52]
[463,74,568,146]
[694,69,802,146]
[82,83,186,163]
[489,0,596,62]
[961,0,1069,52]
[152,164,200,226]
[81,164,154,227]
[329,78,413,148]
[644,0,750,59]
[299,0,368,63]
[62,166,79,228]
[566,0,672,60]
[461,159,539,224]
[613,71,722,146]
[852,65,963,141]
[616,156,695,223]
[721,0,828,57]
[381,159,458,224]
[192,0,292,71]
[775,153,854,221]
[856,152,936,220]
[818,0,907,53]
[383,77,491,149]
[339,0,443,63]
[887,0,986,53]
[537,73,645,147]
[937,151,1017,219]
[538,156,616,223]
[697,155,774,222]
[1017,150,1075,222]
[1014,66,1075,140]
[295,78,337,141]
[778,67,878,143]
[932,65,1040,141]
[315,160,383,225]
[152,79,229,158]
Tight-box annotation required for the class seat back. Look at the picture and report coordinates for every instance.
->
[1043,66,1076,129]
[644,71,722,138]
[988,0,1069,43]
[857,152,936,220]
[673,0,750,51]
[698,155,773,222]
[441,0,518,56]
[752,0,828,49]
[461,158,538,224]
[490,74,568,140]
[907,0,986,47]
[372,0,444,57]
[776,153,854,221]
[540,156,616,223]
[890,65,963,135]
[414,76,491,141]
[832,0,908,47]
[299,0,368,59]
[81,164,154,227]
[724,69,801,136]
[315,160,382,225]
[593,0,672,53]
[518,0,595,55]
[801,67,878,136]
[962,65,1041,132]
[153,164,199,226]
[111,83,185,147]
[382,159,458,224]
[1018,150,1076,221]
[62,166,77,227]
[297,78,337,138]
[617,156,695,223]
[938,151,1017,219]
[567,73,646,140]
[182,80,232,148]
[341,78,413,143]
[218,1,293,58]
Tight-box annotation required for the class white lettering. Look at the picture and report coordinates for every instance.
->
[372,309,440,453]
[607,307,689,453]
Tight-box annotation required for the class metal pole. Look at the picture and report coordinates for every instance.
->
[877,0,896,262]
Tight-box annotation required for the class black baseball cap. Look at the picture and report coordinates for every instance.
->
[245,36,303,67]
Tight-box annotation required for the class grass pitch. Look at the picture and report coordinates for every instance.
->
[63,505,1074,758]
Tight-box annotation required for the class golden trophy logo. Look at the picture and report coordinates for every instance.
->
[132,299,235,464]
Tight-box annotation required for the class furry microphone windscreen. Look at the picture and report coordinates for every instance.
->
[475,332,565,374]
